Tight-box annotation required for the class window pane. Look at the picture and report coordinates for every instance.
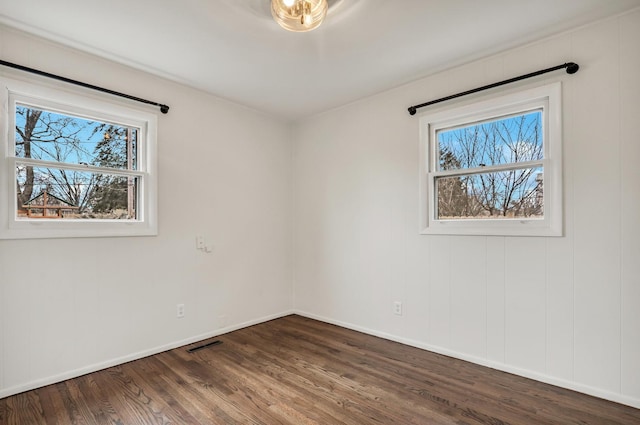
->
[437,110,542,171]
[16,165,138,220]
[436,167,543,219]
[15,105,138,170]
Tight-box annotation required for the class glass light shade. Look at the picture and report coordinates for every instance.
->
[271,0,328,32]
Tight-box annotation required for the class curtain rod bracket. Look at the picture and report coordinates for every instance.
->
[408,61,579,116]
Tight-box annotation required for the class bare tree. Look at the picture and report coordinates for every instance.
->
[15,106,99,212]
[438,112,543,218]
[15,108,42,206]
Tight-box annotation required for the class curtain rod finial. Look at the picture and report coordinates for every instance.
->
[566,62,579,74]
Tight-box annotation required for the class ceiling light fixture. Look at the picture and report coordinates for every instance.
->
[271,0,328,32]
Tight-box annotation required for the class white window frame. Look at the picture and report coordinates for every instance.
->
[0,76,158,239]
[419,82,562,237]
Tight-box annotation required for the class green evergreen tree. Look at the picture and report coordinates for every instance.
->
[437,148,470,218]
[89,125,133,215]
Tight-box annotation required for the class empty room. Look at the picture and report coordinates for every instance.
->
[1,0,640,423]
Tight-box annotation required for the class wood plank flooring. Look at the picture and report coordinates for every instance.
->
[1,315,639,424]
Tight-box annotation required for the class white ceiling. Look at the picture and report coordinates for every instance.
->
[1,0,639,120]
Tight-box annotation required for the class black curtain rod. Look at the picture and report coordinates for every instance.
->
[0,59,170,114]
[407,62,579,116]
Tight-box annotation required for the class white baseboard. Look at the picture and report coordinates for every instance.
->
[293,310,640,410]
[0,309,295,399]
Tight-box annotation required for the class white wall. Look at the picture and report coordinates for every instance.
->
[0,26,293,397]
[292,10,640,408]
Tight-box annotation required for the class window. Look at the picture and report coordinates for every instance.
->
[0,76,157,239]
[419,83,562,236]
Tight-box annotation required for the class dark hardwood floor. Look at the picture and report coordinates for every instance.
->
[1,315,639,424]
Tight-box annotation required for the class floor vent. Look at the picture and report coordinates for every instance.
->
[187,340,223,353]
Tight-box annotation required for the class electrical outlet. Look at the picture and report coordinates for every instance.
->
[177,303,185,318]
[394,301,402,316]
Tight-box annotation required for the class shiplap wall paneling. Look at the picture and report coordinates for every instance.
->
[485,237,506,364]
[571,18,622,394]
[428,237,452,348]
[449,237,487,359]
[544,31,576,382]
[504,238,547,373]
